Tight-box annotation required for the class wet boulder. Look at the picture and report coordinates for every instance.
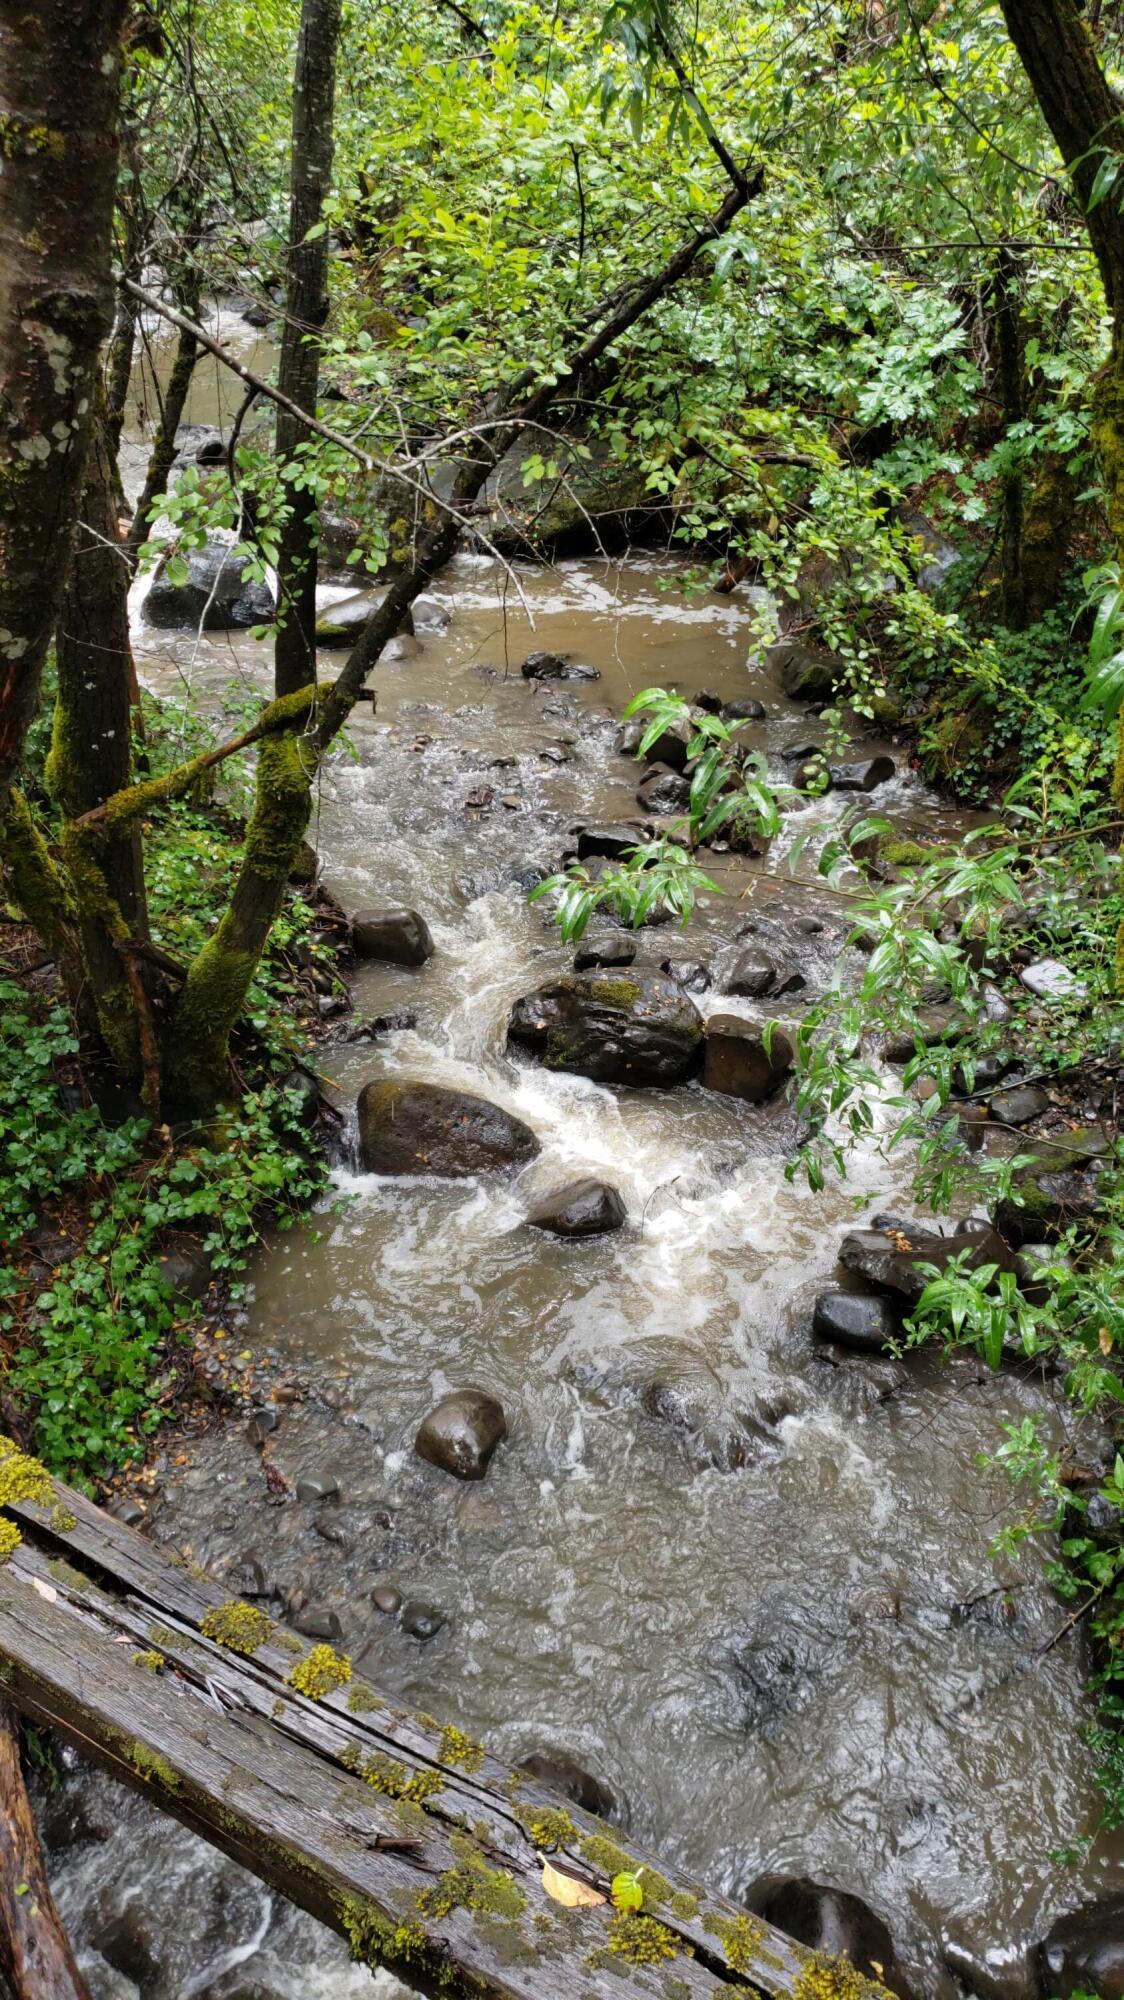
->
[573,935,638,972]
[416,1387,508,1480]
[661,957,712,993]
[724,696,767,721]
[723,948,777,998]
[828,755,896,792]
[143,534,274,630]
[1020,957,1088,1003]
[507,972,703,1086]
[702,1016,793,1103]
[1037,1895,1124,2000]
[351,906,434,966]
[812,1290,899,1353]
[575,823,647,862]
[752,1879,913,1999]
[639,719,692,771]
[838,1219,1016,1301]
[637,763,692,814]
[357,1080,539,1177]
[988,1082,1049,1127]
[528,1178,627,1237]
[639,1362,773,1471]
[773,638,842,702]
[399,1600,447,1640]
[518,1749,619,1821]
[521,650,599,682]
[994,1127,1111,1246]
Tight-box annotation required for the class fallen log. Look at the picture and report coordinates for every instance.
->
[0,1455,887,2000]
[0,1699,92,2000]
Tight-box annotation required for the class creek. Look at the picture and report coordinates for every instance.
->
[32,309,1124,2000]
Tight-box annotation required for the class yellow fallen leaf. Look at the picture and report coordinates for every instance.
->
[541,1859,607,1909]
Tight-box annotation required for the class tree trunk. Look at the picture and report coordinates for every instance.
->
[273,0,343,698]
[124,259,202,574]
[0,1702,92,2000]
[994,250,1027,629]
[49,401,151,1084]
[0,0,129,830]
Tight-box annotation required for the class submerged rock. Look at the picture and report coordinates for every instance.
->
[1037,1895,1124,2000]
[399,1600,447,1641]
[724,696,767,720]
[723,948,777,997]
[838,1220,1015,1300]
[521,650,599,682]
[702,1016,793,1102]
[812,1290,899,1353]
[575,824,646,862]
[351,906,434,966]
[357,1080,539,1176]
[507,972,703,1086]
[828,755,896,791]
[527,1179,627,1236]
[517,1750,618,1821]
[752,1879,913,1999]
[416,1388,508,1480]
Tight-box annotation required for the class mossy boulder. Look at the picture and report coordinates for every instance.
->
[357,1080,539,1177]
[994,1127,1112,1246]
[771,637,844,703]
[507,973,703,1086]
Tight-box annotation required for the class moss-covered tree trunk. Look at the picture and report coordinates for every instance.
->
[273,0,343,698]
[0,0,130,831]
[998,0,1124,984]
[50,401,151,1083]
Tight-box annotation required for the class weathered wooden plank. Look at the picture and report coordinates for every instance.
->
[0,1475,864,2000]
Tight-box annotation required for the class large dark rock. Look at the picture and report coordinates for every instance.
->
[528,1179,626,1237]
[724,696,767,721]
[828,756,896,791]
[352,906,434,966]
[521,650,599,682]
[357,1080,539,1176]
[773,638,842,702]
[517,1750,618,1821]
[575,824,647,862]
[143,535,274,630]
[994,1127,1111,1246]
[507,972,703,1086]
[416,1388,508,1480]
[752,1879,913,1999]
[723,949,777,998]
[812,1290,900,1353]
[1037,1895,1124,2000]
[703,1016,793,1102]
[574,935,637,971]
[637,764,692,814]
[661,958,712,993]
[638,719,692,771]
[838,1219,1016,1301]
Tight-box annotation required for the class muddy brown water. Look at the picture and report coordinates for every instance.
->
[37,313,1124,2000]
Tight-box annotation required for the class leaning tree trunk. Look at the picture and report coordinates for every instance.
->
[998,0,1124,987]
[124,243,203,573]
[273,0,343,698]
[49,399,152,1089]
[0,0,130,831]
[0,1702,92,2000]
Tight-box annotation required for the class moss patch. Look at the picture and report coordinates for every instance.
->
[354,1749,444,1805]
[0,1520,21,1563]
[131,1649,165,1673]
[793,1950,896,2000]
[131,1744,180,1790]
[589,977,642,1007]
[346,1681,384,1714]
[703,1910,784,1973]
[200,1600,273,1655]
[606,1912,681,1965]
[515,1803,577,1849]
[438,1724,484,1772]
[287,1644,351,1700]
[0,1436,53,1509]
[416,1834,527,1924]
[580,1832,673,1909]
[339,1895,432,1976]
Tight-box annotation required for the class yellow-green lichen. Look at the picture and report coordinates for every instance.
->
[148,1623,187,1651]
[438,1724,484,1772]
[339,1894,431,1975]
[356,1751,443,1805]
[793,1950,896,2000]
[0,1520,21,1564]
[287,1644,352,1699]
[580,1833,673,1908]
[606,1912,681,1965]
[200,1600,274,1655]
[670,1890,699,1922]
[0,1437,53,1509]
[131,1745,180,1790]
[49,1504,77,1533]
[346,1681,384,1714]
[703,1910,782,1973]
[131,1650,165,1673]
[416,1834,527,1924]
[515,1803,577,1849]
